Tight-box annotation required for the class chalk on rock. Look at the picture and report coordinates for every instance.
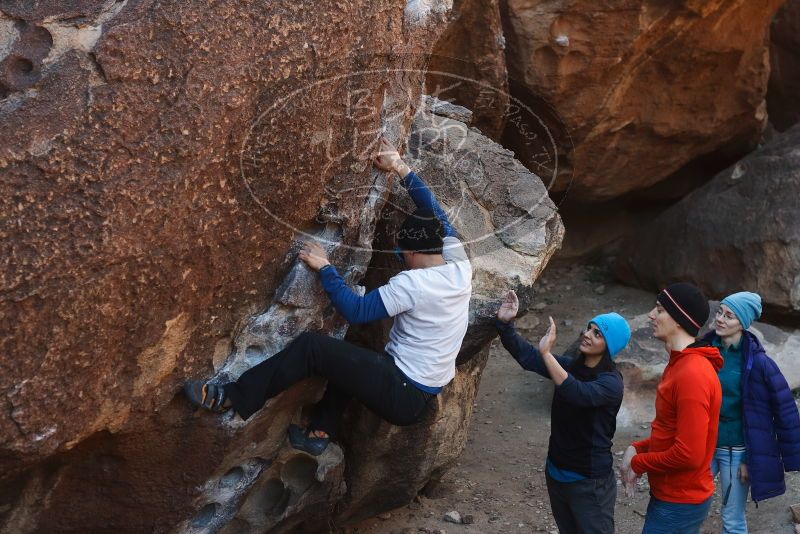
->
[404,0,452,27]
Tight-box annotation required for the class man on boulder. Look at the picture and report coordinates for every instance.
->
[184,137,473,456]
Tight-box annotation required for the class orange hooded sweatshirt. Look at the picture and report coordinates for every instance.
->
[631,344,723,504]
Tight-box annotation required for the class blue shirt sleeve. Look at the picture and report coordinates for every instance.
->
[554,373,624,407]
[402,171,455,237]
[495,319,573,378]
[318,265,390,324]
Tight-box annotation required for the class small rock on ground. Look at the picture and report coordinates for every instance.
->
[443,510,461,524]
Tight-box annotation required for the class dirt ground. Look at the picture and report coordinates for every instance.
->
[348,260,800,534]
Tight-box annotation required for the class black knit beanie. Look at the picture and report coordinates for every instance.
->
[656,282,709,337]
[397,208,444,254]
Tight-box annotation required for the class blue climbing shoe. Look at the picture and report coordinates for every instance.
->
[183,380,230,413]
[287,424,330,456]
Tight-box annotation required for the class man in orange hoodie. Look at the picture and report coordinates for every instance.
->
[621,282,723,534]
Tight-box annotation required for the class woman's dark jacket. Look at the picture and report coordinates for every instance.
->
[496,320,623,478]
[702,330,800,501]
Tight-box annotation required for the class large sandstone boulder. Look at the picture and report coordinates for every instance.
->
[0,0,563,527]
[0,0,447,469]
[502,0,783,202]
[768,0,800,131]
[1,0,438,531]
[615,123,800,318]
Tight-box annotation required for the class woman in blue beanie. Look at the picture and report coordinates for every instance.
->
[701,291,800,533]
[495,290,631,534]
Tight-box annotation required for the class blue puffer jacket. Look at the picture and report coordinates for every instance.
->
[703,330,800,501]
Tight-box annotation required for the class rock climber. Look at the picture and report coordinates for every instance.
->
[184,137,473,456]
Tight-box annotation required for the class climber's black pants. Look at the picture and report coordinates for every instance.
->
[224,331,434,439]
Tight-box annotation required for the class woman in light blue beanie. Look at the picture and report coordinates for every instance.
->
[701,291,800,533]
[721,291,762,330]
[495,291,631,534]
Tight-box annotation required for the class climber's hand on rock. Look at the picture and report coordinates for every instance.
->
[299,241,330,271]
[374,137,410,177]
[497,290,519,323]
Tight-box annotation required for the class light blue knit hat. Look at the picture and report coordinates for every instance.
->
[589,312,631,359]
[721,291,762,330]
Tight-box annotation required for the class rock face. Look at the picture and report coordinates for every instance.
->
[615,123,800,318]
[0,0,442,472]
[426,0,509,139]
[501,0,783,202]
[615,305,800,427]
[768,0,800,131]
[0,1,563,529]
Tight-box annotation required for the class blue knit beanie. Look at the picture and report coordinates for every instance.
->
[721,291,762,330]
[589,312,631,359]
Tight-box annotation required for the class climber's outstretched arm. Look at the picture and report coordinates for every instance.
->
[373,137,454,237]
[298,241,389,324]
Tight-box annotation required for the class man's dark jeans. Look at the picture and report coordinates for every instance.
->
[641,495,713,534]
[224,331,433,438]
